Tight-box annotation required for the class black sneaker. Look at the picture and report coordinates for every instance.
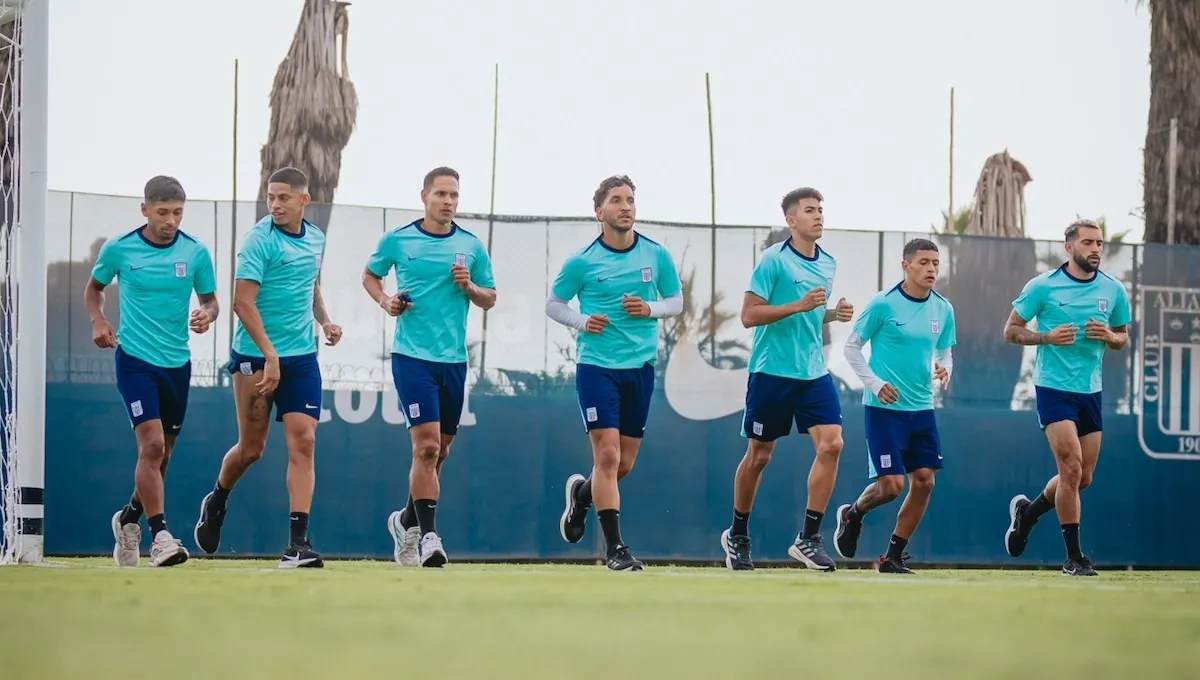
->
[193,491,226,555]
[720,529,754,571]
[279,539,324,569]
[559,473,590,544]
[1004,494,1034,558]
[788,534,837,571]
[607,545,644,572]
[833,503,863,559]
[1062,555,1097,577]
[878,552,914,574]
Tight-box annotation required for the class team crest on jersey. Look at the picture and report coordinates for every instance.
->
[930,319,940,334]
[174,262,187,278]
[455,253,467,268]
[1098,298,1108,313]
[641,267,653,283]
[1138,285,1200,461]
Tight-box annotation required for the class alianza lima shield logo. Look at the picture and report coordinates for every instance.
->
[1139,285,1200,461]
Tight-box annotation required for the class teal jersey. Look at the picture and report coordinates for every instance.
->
[1011,265,1131,394]
[746,241,837,381]
[232,216,326,358]
[551,232,682,370]
[853,283,957,411]
[366,219,495,364]
[91,227,217,368]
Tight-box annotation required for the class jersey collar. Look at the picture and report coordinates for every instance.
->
[411,218,459,239]
[136,224,180,249]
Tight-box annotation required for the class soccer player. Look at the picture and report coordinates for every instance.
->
[548,175,682,572]
[834,238,957,574]
[1001,219,1129,577]
[719,187,853,572]
[192,167,343,569]
[87,175,219,568]
[366,167,496,568]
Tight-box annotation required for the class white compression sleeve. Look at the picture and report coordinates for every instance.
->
[843,331,887,396]
[934,347,953,376]
[646,293,683,319]
[545,294,588,331]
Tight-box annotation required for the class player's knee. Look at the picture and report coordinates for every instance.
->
[745,443,774,471]
[1078,472,1092,492]
[438,444,451,464]
[816,435,843,460]
[593,445,620,473]
[878,475,905,500]
[239,440,267,464]
[137,435,166,463]
[1057,459,1083,489]
[413,439,439,467]
[286,429,316,458]
[910,470,936,496]
[617,459,635,478]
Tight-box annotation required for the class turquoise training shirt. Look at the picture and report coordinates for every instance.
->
[852,283,957,411]
[92,227,217,368]
[1011,264,1131,394]
[551,232,682,370]
[366,219,495,364]
[232,216,326,358]
[746,241,837,381]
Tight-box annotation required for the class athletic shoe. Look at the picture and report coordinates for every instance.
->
[279,539,324,569]
[193,491,226,555]
[419,532,448,568]
[788,534,837,571]
[720,528,754,571]
[1062,555,1097,577]
[559,473,589,544]
[833,503,862,559]
[877,553,914,574]
[111,510,141,568]
[148,530,189,567]
[387,510,420,567]
[606,545,644,572]
[1004,494,1033,558]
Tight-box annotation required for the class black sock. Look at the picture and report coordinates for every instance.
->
[801,509,824,539]
[289,512,309,544]
[414,499,438,537]
[847,502,866,522]
[119,497,144,526]
[399,495,418,530]
[1061,523,1083,561]
[597,509,623,552]
[147,514,167,537]
[211,482,231,510]
[1025,492,1055,521]
[886,534,908,560]
[575,477,594,507]
[730,510,750,537]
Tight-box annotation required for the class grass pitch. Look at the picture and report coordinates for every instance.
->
[2,559,1198,679]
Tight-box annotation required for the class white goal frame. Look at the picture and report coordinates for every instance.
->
[1,0,48,566]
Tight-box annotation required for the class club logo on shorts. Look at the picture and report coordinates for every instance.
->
[130,400,143,417]
[1098,298,1108,313]
[752,421,763,436]
[408,403,421,419]
[239,362,254,376]
[641,267,653,283]
[174,262,187,278]
[930,319,940,334]
[455,253,467,268]
[880,454,892,469]
[585,407,598,423]
[1138,285,1200,461]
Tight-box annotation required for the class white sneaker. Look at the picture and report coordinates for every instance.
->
[111,511,141,567]
[419,532,448,568]
[148,530,190,567]
[387,510,421,567]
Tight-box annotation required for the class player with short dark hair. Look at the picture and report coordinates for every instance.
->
[835,238,957,573]
[1001,219,1130,577]
[548,175,683,572]
[88,175,219,568]
[720,187,854,571]
[366,166,496,568]
[193,166,343,569]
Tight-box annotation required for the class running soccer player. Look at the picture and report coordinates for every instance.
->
[1001,219,1129,577]
[192,167,343,569]
[367,167,496,569]
[834,238,956,574]
[548,175,682,572]
[87,175,219,568]
[720,187,853,572]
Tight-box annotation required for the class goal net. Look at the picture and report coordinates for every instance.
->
[0,1,23,564]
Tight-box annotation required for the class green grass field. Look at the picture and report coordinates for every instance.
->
[2,559,1198,679]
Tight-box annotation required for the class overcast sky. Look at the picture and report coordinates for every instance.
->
[44,0,1152,242]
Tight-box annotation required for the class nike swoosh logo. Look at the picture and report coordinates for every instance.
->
[895,322,908,327]
[130,266,146,271]
[1058,301,1069,306]
[408,256,425,261]
[598,277,610,282]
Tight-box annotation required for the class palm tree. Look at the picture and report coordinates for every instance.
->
[257,0,358,235]
[657,261,749,373]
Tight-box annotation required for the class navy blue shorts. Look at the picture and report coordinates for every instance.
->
[864,406,942,478]
[742,372,842,442]
[225,350,322,422]
[575,362,655,438]
[1035,386,1102,436]
[392,353,468,435]
[115,346,191,432]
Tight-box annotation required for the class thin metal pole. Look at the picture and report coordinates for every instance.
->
[480,63,499,377]
[706,73,716,362]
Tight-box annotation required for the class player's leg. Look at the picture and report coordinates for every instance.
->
[1043,419,1094,575]
[194,356,273,554]
[788,374,844,571]
[389,354,450,567]
[834,406,907,560]
[879,410,942,573]
[272,354,326,568]
[721,373,794,571]
[142,360,193,566]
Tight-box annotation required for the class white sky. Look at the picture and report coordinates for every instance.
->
[45,0,1153,242]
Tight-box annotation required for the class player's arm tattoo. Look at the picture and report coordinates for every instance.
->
[84,278,108,324]
[197,292,219,321]
[233,279,278,359]
[1002,310,1044,346]
[312,282,331,325]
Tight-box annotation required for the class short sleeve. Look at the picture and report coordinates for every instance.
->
[471,239,496,289]
[90,239,121,286]
[1110,283,1132,327]
[851,297,887,341]
[747,256,778,302]
[235,229,270,283]
[656,246,682,298]
[193,245,217,295]
[551,255,584,302]
[365,232,396,279]
[937,302,958,350]
[1011,276,1044,322]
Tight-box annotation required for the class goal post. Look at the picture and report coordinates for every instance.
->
[0,0,48,566]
